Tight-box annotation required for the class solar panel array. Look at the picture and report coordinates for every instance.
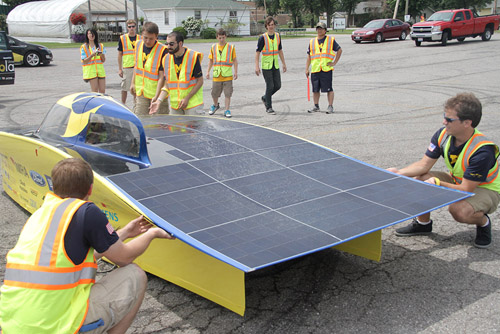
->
[108,116,470,272]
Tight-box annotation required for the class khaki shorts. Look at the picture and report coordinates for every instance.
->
[82,264,146,334]
[170,104,205,115]
[431,171,500,214]
[135,95,169,115]
[211,80,233,99]
[120,67,134,92]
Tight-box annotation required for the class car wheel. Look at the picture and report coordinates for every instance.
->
[441,31,448,46]
[457,37,465,42]
[354,40,361,44]
[415,40,421,47]
[399,30,407,40]
[375,33,383,43]
[24,51,41,67]
[482,28,492,41]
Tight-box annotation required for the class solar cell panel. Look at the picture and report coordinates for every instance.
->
[108,116,470,272]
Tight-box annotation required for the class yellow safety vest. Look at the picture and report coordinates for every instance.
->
[121,33,142,68]
[164,48,203,110]
[309,36,336,73]
[134,40,166,99]
[212,43,234,78]
[437,128,500,193]
[261,32,280,70]
[0,193,97,334]
[81,43,106,79]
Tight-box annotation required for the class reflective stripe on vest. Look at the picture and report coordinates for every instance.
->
[309,36,336,73]
[0,193,96,334]
[261,32,280,70]
[212,43,233,77]
[134,40,165,99]
[121,33,141,68]
[164,48,203,110]
[81,43,105,79]
[438,128,500,191]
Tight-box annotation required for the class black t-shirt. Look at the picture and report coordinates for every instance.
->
[256,33,283,52]
[64,202,119,265]
[425,127,497,182]
[117,34,138,52]
[171,49,202,78]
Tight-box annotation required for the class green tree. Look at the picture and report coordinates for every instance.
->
[255,0,282,16]
[304,0,322,27]
[3,0,41,6]
[338,0,362,27]
[280,0,305,27]
[318,0,336,28]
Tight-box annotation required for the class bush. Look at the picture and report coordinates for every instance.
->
[70,12,86,25]
[0,14,7,33]
[200,27,216,39]
[172,26,187,39]
[181,16,203,36]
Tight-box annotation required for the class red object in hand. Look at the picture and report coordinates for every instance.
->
[307,77,310,101]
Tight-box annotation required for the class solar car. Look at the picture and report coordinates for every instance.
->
[0,93,468,314]
[351,19,411,43]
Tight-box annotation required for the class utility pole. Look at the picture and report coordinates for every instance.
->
[87,0,92,27]
[493,0,497,14]
[125,0,128,20]
[393,0,400,18]
[133,0,138,25]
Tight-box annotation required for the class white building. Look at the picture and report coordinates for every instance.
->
[137,0,251,36]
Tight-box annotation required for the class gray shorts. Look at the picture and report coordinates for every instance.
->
[431,171,500,214]
[211,80,233,99]
[120,67,134,92]
[82,264,146,333]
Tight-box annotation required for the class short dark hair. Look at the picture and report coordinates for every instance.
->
[52,158,93,199]
[445,92,482,128]
[143,21,159,35]
[85,29,99,46]
[264,16,276,28]
[217,28,227,36]
[168,31,184,43]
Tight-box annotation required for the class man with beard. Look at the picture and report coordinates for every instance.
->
[130,21,169,115]
[150,31,203,115]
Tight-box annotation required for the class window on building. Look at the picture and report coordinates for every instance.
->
[164,10,169,25]
[195,10,201,19]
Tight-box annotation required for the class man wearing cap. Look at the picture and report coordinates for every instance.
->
[305,22,342,114]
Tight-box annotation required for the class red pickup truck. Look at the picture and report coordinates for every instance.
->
[410,9,500,46]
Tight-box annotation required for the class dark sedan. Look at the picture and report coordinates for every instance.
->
[351,19,411,43]
[0,31,53,67]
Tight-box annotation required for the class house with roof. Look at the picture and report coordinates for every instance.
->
[137,0,251,36]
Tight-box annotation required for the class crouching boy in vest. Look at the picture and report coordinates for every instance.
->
[206,29,238,118]
[150,31,204,115]
[0,158,174,333]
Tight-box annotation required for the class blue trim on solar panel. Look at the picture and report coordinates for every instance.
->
[106,116,471,273]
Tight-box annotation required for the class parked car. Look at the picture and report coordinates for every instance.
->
[352,19,411,43]
[0,49,15,85]
[0,31,53,66]
[410,9,500,46]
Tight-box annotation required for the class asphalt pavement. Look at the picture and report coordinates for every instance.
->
[1,33,500,333]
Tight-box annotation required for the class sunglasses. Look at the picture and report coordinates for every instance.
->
[166,42,176,46]
[128,25,136,28]
[443,113,461,123]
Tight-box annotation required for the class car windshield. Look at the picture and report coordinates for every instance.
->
[364,20,384,29]
[427,12,454,22]
[85,113,141,158]
[36,103,71,142]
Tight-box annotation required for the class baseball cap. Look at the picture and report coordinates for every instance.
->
[316,22,328,30]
